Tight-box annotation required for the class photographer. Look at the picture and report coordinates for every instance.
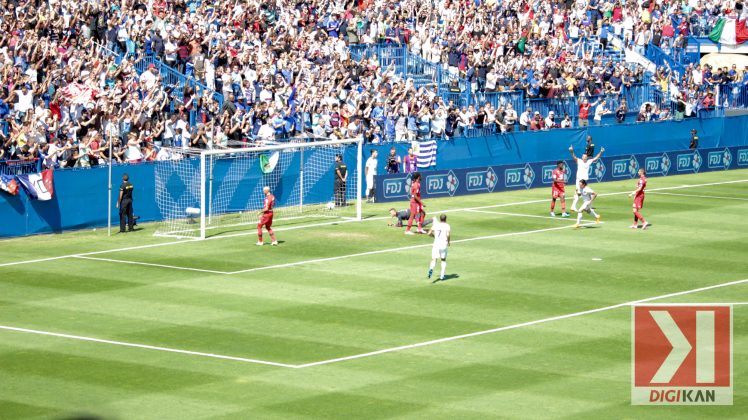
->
[385,147,401,174]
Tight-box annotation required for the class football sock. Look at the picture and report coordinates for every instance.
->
[440,261,446,278]
[634,211,645,223]
[633,214,639,223]
[576,212,583,224]
[561,201,566,211]
[257,226,263,242]
[429,260,436,270]
[589,208,598,218]
[550,199,556,211]
[269,229,276,242]
[571,195,579,210]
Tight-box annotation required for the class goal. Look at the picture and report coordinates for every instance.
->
[154,138,363,239]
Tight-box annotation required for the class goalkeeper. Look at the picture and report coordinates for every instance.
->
[388,208,433,229]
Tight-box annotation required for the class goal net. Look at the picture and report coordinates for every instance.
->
[154,138,363,239]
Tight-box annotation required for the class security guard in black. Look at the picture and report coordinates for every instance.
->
[334,154,347,207]
[118,173,135,232]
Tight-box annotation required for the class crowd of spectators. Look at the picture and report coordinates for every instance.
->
[0,0,747,169]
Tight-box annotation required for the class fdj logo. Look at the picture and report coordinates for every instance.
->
[589,160,606,181]
[707,149,732,170]
[466,167,497,192]
[382,174,412,199]
[632,305,733,405]
[645,153,671,176]
[612,156,639,178]
[541,162,569,184]
[505,164,535,189]
[426,171,459,196]
[738,149,748,166]
[676,150,702,173]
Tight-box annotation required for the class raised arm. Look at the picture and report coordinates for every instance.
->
[591,147,605,162]
[568,146,577,160]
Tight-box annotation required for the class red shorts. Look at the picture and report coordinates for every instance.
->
[258,213,273,228]
[633,195,644,209]
[410,201,423,215]
[552,186,565,199]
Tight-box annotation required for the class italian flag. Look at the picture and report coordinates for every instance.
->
[708,18,748,45]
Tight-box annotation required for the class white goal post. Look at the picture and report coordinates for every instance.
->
[154,138,363,239]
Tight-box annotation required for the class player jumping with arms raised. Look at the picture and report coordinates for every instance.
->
[405,172,427,235]
[569,145,604,212]
[574,180,601,228]
[428,214,451,281]
[628,168,649,229]
[256,186,278,246]
[550,160,570,217]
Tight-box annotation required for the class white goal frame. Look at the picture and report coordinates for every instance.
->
[168,138,362,240]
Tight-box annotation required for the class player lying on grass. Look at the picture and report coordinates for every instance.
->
[550,160,570,217]
[388,208,433,229]
[405,172,427,235]
[257,186,278,246]
[628,168,650,230]
[575,179,601,228]
[428,214,451,281]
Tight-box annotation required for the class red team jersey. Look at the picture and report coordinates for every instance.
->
[263,194,275,213]
[259,194,275,228]
[551,168,566,198]
[410,180,423,213]
[633,175,646,208]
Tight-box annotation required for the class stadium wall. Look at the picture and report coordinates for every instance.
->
[373,145,748,203]
[2,116,748,237]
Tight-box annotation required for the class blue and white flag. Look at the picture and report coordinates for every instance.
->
[16,169,55,200]
[414,140,437,168]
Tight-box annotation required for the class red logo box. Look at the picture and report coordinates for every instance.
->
[632,305,732,405]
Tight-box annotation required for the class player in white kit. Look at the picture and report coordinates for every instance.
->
[365,149,378,202]
[568,146,604,212]
[427,214,451,281]
[575,179,601,228]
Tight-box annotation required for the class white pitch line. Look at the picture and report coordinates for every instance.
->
[0,325,295,368]
[466,209,574,221]
[1,277,746,368]
[1,178,746,269]
[71,256,231,275]
[294,277,748,368]
[647,192,748,201]
[68,213,585,275]
[225,222,594,275]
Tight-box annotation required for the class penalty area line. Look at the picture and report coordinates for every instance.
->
[1,178,746,269]
[0,325,296,368]
[1,278,745,369]
[294,277,748,368]
[225,222,595,275]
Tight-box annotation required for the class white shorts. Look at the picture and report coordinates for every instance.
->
[432,247,448,260]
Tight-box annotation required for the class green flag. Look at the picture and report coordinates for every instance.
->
[259,151,279,174]
[708,18,726,44]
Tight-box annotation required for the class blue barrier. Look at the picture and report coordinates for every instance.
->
[3,115,748,237]
[374,145,748,203]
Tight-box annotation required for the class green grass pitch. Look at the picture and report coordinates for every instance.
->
[1,169,747,419]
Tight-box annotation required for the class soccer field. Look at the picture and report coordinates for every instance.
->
[1,169,747,419]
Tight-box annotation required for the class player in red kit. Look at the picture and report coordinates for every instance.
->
[405,172,427,235]
[257,186,278,245]
[550,161,570,217]
[628,168,649,230]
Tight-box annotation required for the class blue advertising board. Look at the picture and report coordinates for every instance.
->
[374,146,748,203]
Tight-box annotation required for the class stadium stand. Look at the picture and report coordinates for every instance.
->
[0,0,745,176]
